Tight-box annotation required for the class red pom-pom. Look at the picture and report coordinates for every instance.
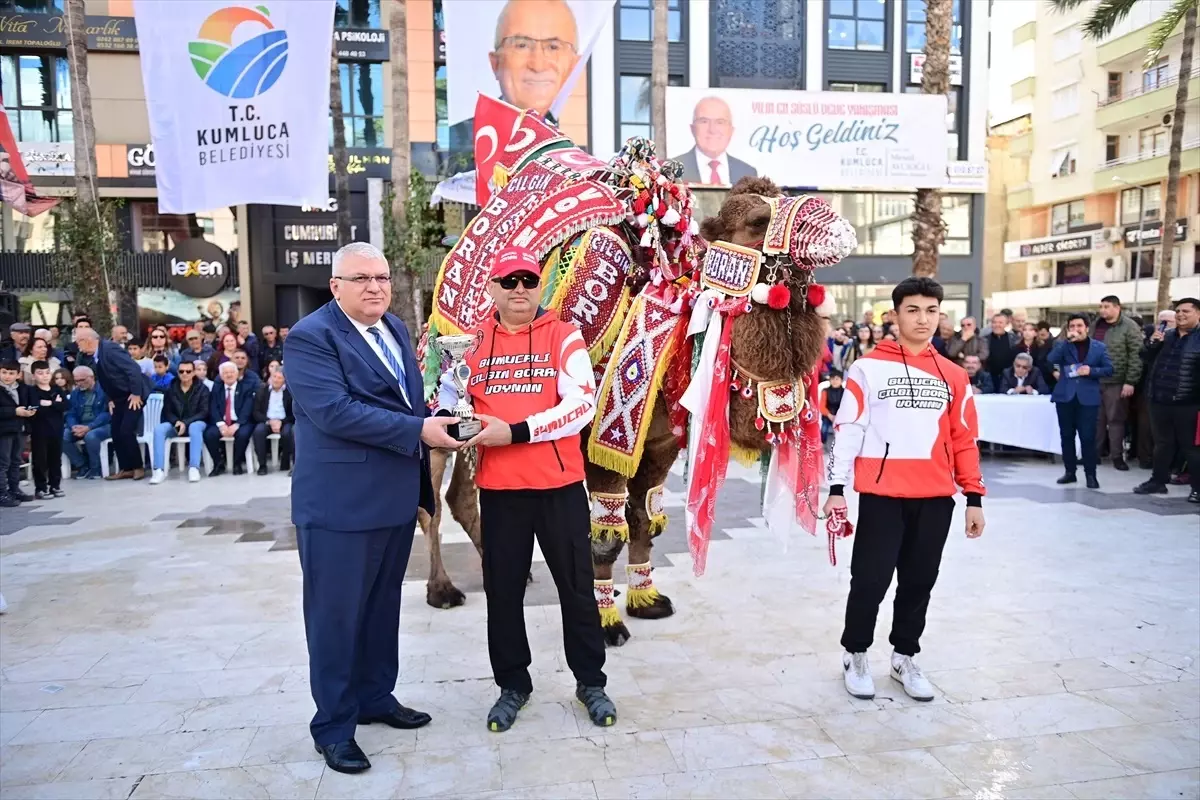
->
[632,196,648,215]
[807,283,826,308]
[767,283,791,310]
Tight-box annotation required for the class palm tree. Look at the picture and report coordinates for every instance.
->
[330,55,352,246]
[62,0,112,332]
[387,0,423,342]
[1051,0,1196,313]
[650,0,668,155]
[910,0,952,277]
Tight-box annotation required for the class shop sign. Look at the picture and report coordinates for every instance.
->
[945,161,987,192]
[1123,218,1188,248]
[125,144,156,177]
[274,193,369,271]
[0,13,138,51]
[334,27,390,62]
[1004,230,1109,263]
[167,239,229,298]
[909,53,963,86]
[17,142,73,177]
[325,147,392,179]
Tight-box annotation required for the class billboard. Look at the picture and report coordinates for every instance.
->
[443,0,614,126]
[664,87,950,191]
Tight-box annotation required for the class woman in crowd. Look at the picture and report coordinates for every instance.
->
[144,326,180,374]
[844,324,877,370]
[19,336,61,385]
[52,367,73,394]
[206,331,239,377]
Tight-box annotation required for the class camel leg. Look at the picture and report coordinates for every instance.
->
[583,454,632,647]
[423,449,467,609]
[624,401,679,620]
[445,450,483,558]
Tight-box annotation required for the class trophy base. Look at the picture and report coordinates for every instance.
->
[449,418,483,442]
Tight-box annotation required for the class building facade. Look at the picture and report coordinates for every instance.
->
[992,0,1200,324]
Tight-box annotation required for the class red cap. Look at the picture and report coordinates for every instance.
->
[489,246,542,280]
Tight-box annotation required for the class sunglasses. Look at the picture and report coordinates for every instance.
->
[493,274,540,290]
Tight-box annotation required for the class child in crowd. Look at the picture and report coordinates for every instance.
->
[150,355,175,393]
[52,367,73,394]
[27,360,67,499]
[0,359,35,507]
[820,369,844,444]
[128,342,154,377]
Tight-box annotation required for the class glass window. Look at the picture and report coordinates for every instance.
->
[1105,135,1120,163]
[814,192,971,255]
[906,0,961,53]
[618,74,651,145]
[1051,83,1079,119]
[1143,184,1162,218]
[828,0,886,50]
[829,82,885,92]
[0,54,72,142]
[435,65,448,150]
[1049,146,1076,178]
[712,0,804,90]
[1052,26,1081,61]
[1142,58,1170,91]
[131,203,238,254]
[334,0,381,28]
[619,0,682,43]
[1050,200,1086,235]
[1120,188,1142,224]
[0,0,63,9]
[1128,249,1156,280]
[1120,184,1161,224]
[1055,258,1090,285]
[331,62,384,148]
[1138,126,1168,158]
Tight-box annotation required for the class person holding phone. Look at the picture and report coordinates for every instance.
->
[0,358,36,506]
[1048,314,1114,489]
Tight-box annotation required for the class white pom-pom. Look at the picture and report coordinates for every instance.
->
[689,218,700,235]
[639,229,653,247]
[637,213,650,228]
[817,296,837,317]
[750,283,771,305]
[661,207,681,226]
[657,174,668,186]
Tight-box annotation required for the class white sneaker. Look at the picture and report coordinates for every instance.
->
[188,467,201,483]
[0,593,7,613]
[842,651,875,699]
[891,652,935,701]
[148,469,166,485]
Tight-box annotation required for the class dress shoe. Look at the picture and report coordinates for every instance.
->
[232,465,247,476]
[1112,458,1128,472]
[132,468,145,480]
[1134,480,1168,495]
[1085,474,1100,489]
[10,489,33,502]
[105,470,134,481]
[358,704,432,730]
[0,494,19,508]
[314,739,370,774]
[256,465,268,476]
[208,465,226,478]
[1055,473,1077,485]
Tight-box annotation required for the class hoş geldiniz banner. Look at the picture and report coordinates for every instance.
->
[443,0,614,126]
[133,0,336,214]
[664,86,949,190]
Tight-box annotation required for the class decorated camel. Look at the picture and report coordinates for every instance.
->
[415,98,855,645]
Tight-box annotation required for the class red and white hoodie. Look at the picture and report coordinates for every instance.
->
[828,340,985,503]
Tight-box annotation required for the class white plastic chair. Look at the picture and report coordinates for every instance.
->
[222,436,256,472]
[99,393,162,476]
[169,434,213,475]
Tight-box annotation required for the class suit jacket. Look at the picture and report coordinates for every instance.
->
[93,339,148,402]
[208,380,256,427]
[1048,338,1114,406]
[253,384,294,425]
[284,301,434,531]
[0,381,30,436]
[672,147,758,185]
[998,366,1050,395]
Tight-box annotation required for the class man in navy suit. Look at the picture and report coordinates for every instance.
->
[74,328,147,480]
[1048,314,1114,489]
[670,96,758,186]
[284,242,459,775]
[203,361,257,476]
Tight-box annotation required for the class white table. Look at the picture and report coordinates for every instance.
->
[974,393,1078,456]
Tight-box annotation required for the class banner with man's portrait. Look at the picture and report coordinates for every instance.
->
[444,0,613,129]
[665,87,953,191]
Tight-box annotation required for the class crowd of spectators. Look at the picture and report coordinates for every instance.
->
[0,315,294,506]
[821,295,1198,503]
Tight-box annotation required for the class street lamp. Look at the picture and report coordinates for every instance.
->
[1113,176,1146,316]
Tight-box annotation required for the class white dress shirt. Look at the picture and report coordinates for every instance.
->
[266,386,286,420]
[694,150,730,185]
[338,302,410,405]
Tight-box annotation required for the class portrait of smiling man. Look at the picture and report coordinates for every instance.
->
[672,95,758,186]
[489,0,580,116]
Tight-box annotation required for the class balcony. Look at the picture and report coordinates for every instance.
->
[1097,23,1157,65]
[1007,184,1034,211]
[1094,137,1200,190]
[1010,131,1033,156]
[1011,77,1036,102]
[1012,21,1036,47]
[1096,68,1200,128]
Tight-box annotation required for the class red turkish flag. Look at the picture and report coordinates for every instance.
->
[472,94,563,207]
[0,100,59,217]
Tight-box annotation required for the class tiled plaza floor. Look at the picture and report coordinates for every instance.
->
[0,456,1197,799]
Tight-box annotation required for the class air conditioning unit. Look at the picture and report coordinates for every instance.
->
[1029,266,1051,287]
[1163,112,1174,127]
[1103,227,1122,243]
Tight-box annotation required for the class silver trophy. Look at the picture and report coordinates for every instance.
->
[435,334,483,441]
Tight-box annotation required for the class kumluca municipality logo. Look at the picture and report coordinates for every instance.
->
[188,5,288,99]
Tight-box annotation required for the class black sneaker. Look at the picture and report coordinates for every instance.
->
[1113,459,1129,472]
[34,490,47,500]
[1056,473,1077,485]
[1085,474,1100,489]
[256,465,268,476]
[1133,481,1168,495]
[575,683,617,727]
[487,688,530,732]
[10,489,33,502]
[0,494,18,508]
[1188,490,1199,504]
[50,488,65,498]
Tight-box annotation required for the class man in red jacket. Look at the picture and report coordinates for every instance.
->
[438,246,614,733]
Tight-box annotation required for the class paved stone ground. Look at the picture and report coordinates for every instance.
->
[0,456,1196,799]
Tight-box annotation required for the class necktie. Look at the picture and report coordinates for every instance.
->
[708,159,721,185]
[367,326,409,401]
[225,388,233,426]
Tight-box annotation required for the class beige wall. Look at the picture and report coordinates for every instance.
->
[88,53,149,144]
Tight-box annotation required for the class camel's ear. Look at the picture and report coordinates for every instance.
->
[700,217,724,242]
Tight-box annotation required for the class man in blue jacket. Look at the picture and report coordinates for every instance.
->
[74,328,148,480]
[63,366,111,479]
[203,361,256,476]
[1048,314,1114,488]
